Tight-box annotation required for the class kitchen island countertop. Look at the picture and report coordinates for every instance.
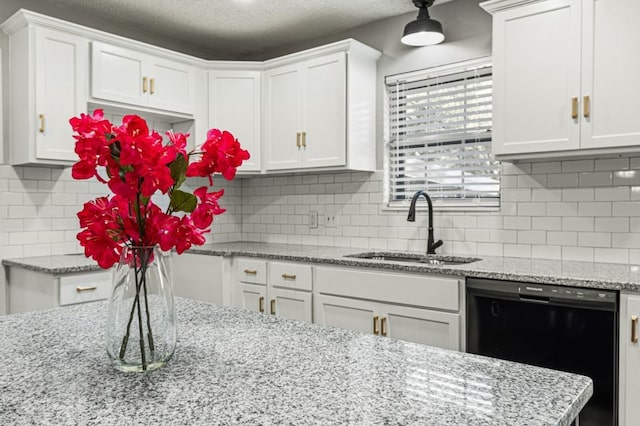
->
[0,298,591,425]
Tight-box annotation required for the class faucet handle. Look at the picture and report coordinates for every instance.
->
[431,239,444,252]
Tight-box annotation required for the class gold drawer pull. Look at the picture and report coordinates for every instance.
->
[571,97,578,119]
[373,315,380,335]
[270,299,276,315]
[583,95,590,118]
[296,132,301,148]
[301,131,307,148]
[381,317,387,337]
[143,76,148,93]
[150,78,155,95]
[244,269,257,275]
[281,273,296,280]
[39,114,45,133]
[633,316,638,343]
[76,286,97,293]
[259,296,265,313]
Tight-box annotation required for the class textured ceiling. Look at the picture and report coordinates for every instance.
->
[34,0,454,59]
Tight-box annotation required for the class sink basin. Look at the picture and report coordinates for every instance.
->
[345,252,481,266]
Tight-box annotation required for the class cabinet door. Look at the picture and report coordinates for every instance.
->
[147,57,195,114]
[314,294,378,335]
[35,27,87,161]
[171,253,223,305]
[91,41,146,107]
[234,282,267,314]
[264,63,303,170]
[209,71,261,172]
[269,287,312,323]
[302,52,346,168]
[620,293,640,425]
[381,304,460,350]
[580,0,640,149]
[491,0,581,155]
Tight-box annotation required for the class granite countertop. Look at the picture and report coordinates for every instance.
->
[0,298,591,425]
[4,241,640,291]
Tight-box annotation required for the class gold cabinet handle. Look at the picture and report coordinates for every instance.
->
[39,114,45,133]
[281,273,296,280]
[381,317,387,337]
[244,269,257,275]
[150,78,155,95]
[302,131,307,148]
[296,132,301,148]
[76,286,97,293]
[143,76,148,93]
[270,299,276,315]
[373,315,380,335]
[571,97,578,119]
[583,95,590,118]
[259,296,265,313]
[633,316,638,343]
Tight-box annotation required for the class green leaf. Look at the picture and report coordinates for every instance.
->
[169,154,188,190]
[170,189,197,213]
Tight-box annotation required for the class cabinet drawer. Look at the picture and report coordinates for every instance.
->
[236,259,267,284]
[316,267,460,311]
[59,271,112,306]
[269,262,312,291]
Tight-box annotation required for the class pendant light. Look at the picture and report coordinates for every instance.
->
[401,0,445,46]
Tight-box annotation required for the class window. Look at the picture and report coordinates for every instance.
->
[385,59,499,210]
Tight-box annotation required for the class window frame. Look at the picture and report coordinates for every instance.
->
[383,57,500,212]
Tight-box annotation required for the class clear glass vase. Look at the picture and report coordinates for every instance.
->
[106,245,176,373]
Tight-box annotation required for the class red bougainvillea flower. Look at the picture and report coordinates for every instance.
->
[70,109,113,181]
[71,110,249,268]
[191,186,226,229]
[187,129,250,181]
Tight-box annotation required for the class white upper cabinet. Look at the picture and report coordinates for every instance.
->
[1,16,89,166]
[482,0,640,159]
[91,41,196,115]
[209,69,261,173]
[264,40,380,172]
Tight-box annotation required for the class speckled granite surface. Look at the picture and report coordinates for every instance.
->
[0,298,591,425]
[5,241,640,291]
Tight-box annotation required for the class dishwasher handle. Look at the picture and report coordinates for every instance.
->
[519,295,550,304]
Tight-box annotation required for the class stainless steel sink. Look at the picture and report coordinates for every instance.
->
[345,252,481,266]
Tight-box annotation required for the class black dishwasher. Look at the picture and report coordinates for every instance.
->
[466,277,618,426]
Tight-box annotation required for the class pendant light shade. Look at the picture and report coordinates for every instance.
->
[401,0,445,47]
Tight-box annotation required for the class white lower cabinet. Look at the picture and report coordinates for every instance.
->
[314,266,462,350]
[171,253,225,305]
[7,267,112,314]
[233,258,312,323]
[619,292,640,425]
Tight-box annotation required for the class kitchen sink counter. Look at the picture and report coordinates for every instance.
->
[0,297,591,425]
[5,242,640,291]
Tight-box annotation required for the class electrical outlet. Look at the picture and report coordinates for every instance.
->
[325,207,338,228]
[309,210,318,229]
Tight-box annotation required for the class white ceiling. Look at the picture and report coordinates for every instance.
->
[34,0,455,59]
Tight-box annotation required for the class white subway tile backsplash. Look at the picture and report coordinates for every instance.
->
[561,217,594,232]
[531,161,562,174]
[595,217,629,233]
[595,187,629,201]
[595,248,629,264]
[595,158,629,171]
[548,173,579,188]
[562,188,594,202]
[578,172,612,187]
[5,154,640,266]
[562,246,594,262]
[562,160,594,173]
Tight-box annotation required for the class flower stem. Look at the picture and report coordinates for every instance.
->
[141,249,155,353]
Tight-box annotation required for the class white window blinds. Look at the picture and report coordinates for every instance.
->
[386,61,499,209]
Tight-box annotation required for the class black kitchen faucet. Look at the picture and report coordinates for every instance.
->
[407,190,443,255]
